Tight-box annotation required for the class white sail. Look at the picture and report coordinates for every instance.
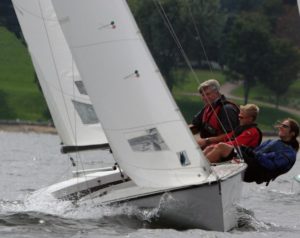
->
[12,0,108,150]
[298,0,300,15]
[52,0,211,187]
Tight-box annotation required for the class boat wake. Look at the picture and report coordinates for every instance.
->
[235,206,272,231]
[235,206,300,234]
[0,188,164,230]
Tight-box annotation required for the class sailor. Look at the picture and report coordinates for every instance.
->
[190,79,239,149]
[242,118,299,185]
[203,104,262,163]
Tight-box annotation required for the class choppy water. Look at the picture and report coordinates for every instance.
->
[1,131,300,237]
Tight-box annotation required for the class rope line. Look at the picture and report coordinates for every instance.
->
[152,0,244,163]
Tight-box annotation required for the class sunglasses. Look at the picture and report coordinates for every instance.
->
[279,123,290,129]
[238,115,250,119]
[274,122,290,129]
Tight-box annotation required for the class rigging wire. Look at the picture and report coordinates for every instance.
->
[184,0,238,142]
[186,0,244,160]
[152,0,243,162]
[186,0,213,73]
[37,0,98,203]
[152,0,200,85]
[36,1,91,152]
[70,49,98,204]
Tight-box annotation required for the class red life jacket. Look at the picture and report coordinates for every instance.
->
[201,104,223,136]
[200,98,239,137]
[226,123,263,148]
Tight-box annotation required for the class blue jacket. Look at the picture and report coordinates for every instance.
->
[254,139,296,172]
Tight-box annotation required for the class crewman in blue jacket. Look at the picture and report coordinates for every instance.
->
[242,118,299,185]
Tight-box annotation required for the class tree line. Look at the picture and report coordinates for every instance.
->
[1,0,300,107]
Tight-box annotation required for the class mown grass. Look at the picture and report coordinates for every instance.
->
[172,69,226,93]
[172,69,300,131]
[0,27,48,120]
[174,94,300,132]
[232,80,300,110]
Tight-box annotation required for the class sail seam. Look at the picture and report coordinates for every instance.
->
[71,38,140,49]
[37,1,78,145]
[13,2,56,22]
[101,119,184,131]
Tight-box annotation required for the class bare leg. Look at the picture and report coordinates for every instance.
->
[203,145,216,156]
[206,143,234,163]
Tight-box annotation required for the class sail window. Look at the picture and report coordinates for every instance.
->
[72,100,99,124]
[127,128,169,152]
[177,151,191,166]
[75,81,88,95]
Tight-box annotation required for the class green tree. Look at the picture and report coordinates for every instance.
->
[129,0,183,91]
[129,0,225,91]
[261,0,284,31]
[221,0,263,13]
[222,13,272,104]
[275,3,300,48]
[261,38,300,108]
[0,0,22,39]
[180,0,226,64]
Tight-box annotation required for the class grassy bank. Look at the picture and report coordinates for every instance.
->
[232,79,300,111]
[173,70,300,131]
[172,68,226,94]
[1,26,299,132]
[174,94,299,132]
[0,27,48,121]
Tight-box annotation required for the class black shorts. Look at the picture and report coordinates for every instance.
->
[220,148,237,162]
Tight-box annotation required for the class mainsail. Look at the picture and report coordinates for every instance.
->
[12,0,108,150]
[52,0,211,187]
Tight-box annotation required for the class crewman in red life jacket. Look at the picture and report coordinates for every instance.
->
[203,104,262,163]
[190,79,239,149]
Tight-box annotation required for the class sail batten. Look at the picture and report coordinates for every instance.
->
[12,0,108,148]
[61,143,110,154]
[52,0,211,187]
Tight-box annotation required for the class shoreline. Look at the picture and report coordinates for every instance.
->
[0,122,277,137]
[0,123,57,134]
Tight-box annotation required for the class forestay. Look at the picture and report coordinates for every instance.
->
[12,0,108,149]
[52,0,211,187]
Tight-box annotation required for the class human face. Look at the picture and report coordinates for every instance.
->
[277,120,293,141]
[200,87,219,104]
[238,111,253,126]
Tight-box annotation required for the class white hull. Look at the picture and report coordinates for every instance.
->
[45,163,246,231]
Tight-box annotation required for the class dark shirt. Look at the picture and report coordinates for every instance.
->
[219,103,239,133]
[192,95,239,137]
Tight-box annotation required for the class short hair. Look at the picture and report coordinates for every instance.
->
[198,79,220,93]
[240,104,259,120]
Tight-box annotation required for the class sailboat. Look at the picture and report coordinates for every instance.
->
[11,0,121,199]
[12,0,246,231]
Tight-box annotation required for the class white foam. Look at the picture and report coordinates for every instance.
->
[15,187,162,222]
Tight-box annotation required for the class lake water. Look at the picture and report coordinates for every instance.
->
[1,131,300,238]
